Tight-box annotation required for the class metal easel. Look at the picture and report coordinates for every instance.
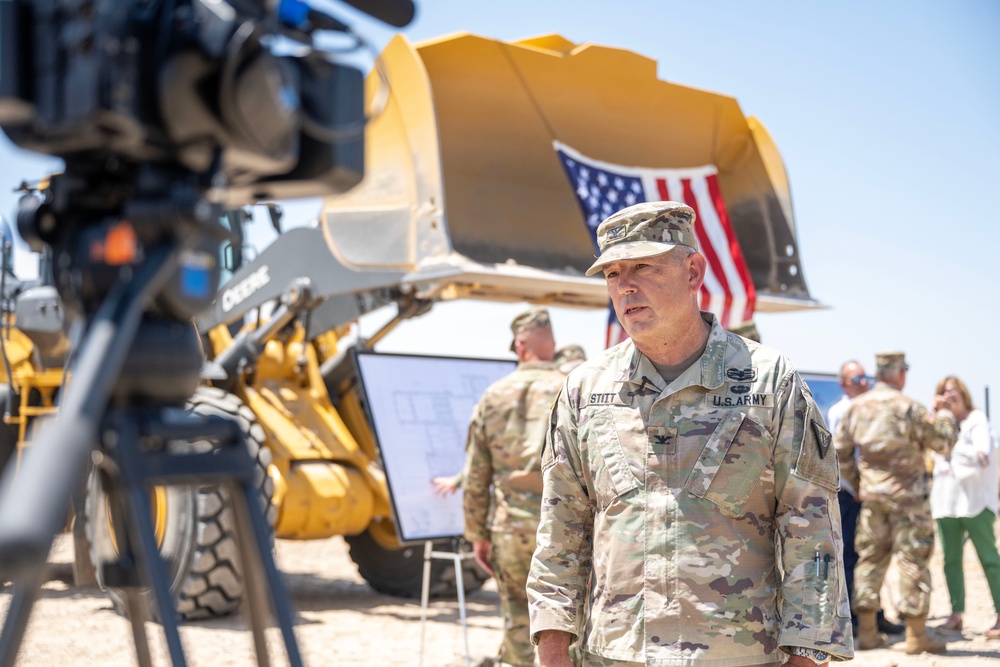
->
[418,540,475,667]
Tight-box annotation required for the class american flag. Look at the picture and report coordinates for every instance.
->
[555,141,756,347]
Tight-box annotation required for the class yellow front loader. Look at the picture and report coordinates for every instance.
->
[192,32,820,604]
[0,238,65,476]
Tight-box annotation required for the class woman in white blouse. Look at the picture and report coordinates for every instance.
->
[930,376,1000,637]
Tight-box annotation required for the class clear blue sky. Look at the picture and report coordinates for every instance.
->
[2,1,998,413]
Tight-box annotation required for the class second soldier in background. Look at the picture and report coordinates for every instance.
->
[835,351,957,654]
[463,308,566,667]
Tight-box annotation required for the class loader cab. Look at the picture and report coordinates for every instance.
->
[219,208,250,289]
[218,204,282,289]
[217,208,262,338]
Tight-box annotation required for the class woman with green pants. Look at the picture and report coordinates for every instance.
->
[930,375,1000,638]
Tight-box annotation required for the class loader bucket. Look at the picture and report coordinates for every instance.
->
[321,34,818,312]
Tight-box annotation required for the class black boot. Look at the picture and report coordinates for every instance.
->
[877,610,906,635]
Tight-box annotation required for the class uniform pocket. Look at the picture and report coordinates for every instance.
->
[583,410,640,509]
[793,404,840,492]
[800,566,836,641]
[685,410,773,517]
[799,513,844,642]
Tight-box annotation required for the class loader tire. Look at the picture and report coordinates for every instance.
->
[87,387,275,621]
[345,527,489,599]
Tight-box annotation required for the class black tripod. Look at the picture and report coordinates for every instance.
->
[0,173,303,667]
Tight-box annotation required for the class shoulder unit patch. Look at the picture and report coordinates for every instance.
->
[811,420,832,459]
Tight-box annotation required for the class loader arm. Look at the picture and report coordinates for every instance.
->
[196,226,408,333]
[195,223,608,337]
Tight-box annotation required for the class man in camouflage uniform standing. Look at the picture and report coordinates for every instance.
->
[834,351,957,654]
[464,308,566,667]
[527,202,853,667]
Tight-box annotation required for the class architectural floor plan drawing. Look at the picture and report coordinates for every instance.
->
[355,352,515,542]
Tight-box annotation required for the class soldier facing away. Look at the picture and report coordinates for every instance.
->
[463,307,566,667]
[527,201,853,667]
[827,360,906,637]
[833,350,957,654]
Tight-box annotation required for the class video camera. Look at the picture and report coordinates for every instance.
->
[0,0,411,318]
[0,0,406,202]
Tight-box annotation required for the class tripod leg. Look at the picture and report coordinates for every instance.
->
[0,568,44,667]
[124,479,188,667]
[106,412,195,666]
[228,480,303,667]
[71,485,98,588]
[229,488,272,667]
[419,541,432,667]
[122,588,154,667]
[454,553,470,667]
[104,479,155,667]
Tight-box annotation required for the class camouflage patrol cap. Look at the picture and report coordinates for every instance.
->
[554,344,587,373]
[509,307,551,351]
[585,201,699,276]
[876,350,909,370]
[553,344,586,365]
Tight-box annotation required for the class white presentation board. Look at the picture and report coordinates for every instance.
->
[354,351,516,543]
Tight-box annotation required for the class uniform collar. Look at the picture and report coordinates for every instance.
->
[615,312,728,392]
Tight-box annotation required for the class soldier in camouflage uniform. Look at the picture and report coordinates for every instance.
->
[834,351,957,654]
[527,202,853,667]
[464,308,567,667]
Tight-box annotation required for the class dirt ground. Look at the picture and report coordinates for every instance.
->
[3,523,1000,666]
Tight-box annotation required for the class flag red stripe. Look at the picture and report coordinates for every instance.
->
[655,178,713,312]
[679,178,734,327]
[607,320,627,347]
[706,173,756,323]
